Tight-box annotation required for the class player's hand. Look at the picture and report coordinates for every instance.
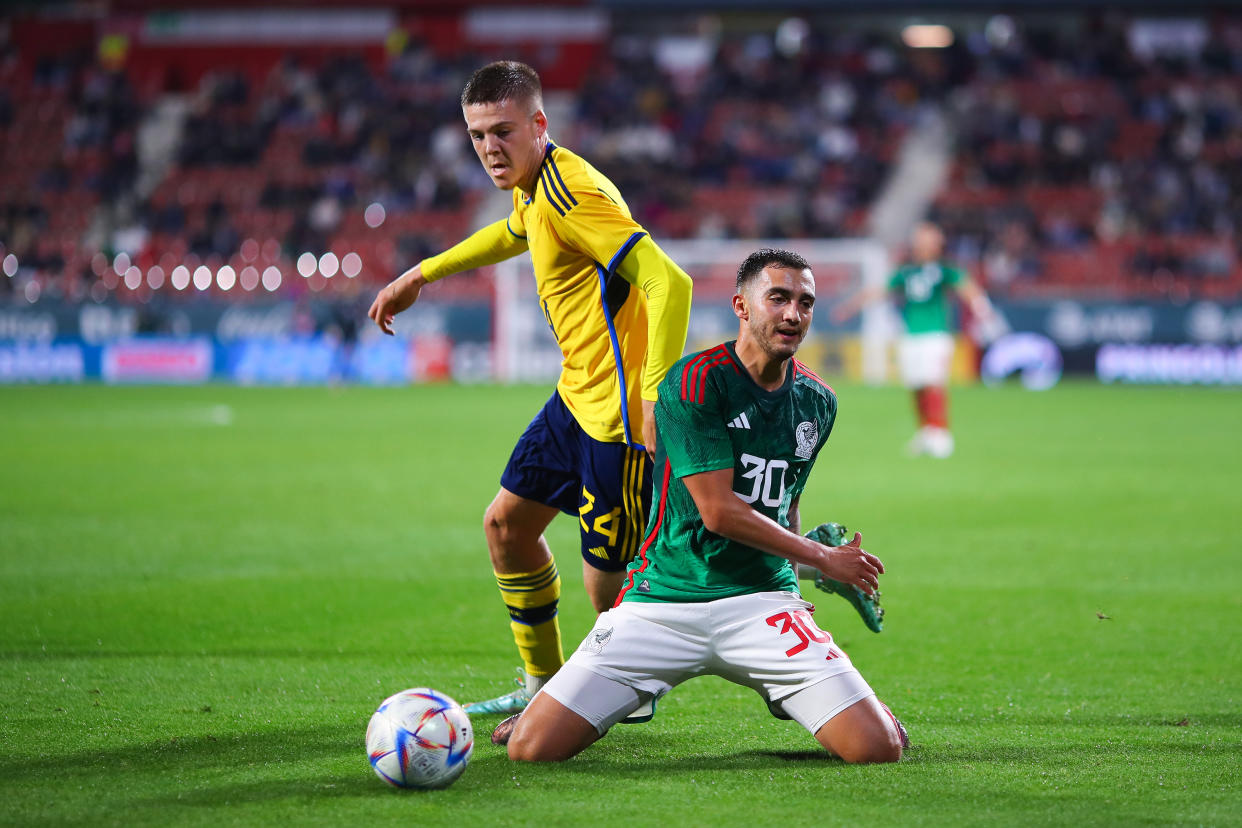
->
[368,266,426,335]
[640,399,656,461]
[819,531,884,596]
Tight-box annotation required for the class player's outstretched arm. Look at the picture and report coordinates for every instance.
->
[829,284,886,324]
[956,279,997,323]
[367,218,528,334]
[615,236,693,457]
[682,469,883,595]
[369,263,426,335]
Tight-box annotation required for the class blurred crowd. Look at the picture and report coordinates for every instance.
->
[934,15,1242,297]
[2,12,1242,304]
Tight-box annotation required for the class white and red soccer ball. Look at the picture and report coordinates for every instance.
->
[366,688,473,789]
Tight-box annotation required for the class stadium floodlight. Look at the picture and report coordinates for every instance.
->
[147,266,166,290]
[113,251,131,274]
[365,202,386,228]
[297,252,317,277]
[902,24,953,48]
[240,266,259,291]
[124,266,142,290]
[171,265,191,290]
[775,18,810,58]
[2,254,17,277]
[193,266,213,291]
[319,252,339,278]
[261,266,282,292]
[342,252,362,278]
[217,265,237,291]
[91,253,107,276]
[240,238,260,262]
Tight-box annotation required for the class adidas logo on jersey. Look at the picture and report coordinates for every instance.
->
[727,412,751,430]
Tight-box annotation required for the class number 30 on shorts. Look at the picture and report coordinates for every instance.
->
[766,610,843,661]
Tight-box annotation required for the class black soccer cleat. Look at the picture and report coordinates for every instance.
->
[879,701,909,750]
[491,713,520,746]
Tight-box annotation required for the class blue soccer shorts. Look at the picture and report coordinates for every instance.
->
[500,391,652,572]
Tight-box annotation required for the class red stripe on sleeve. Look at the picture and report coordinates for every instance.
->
[681,345,727,402]
[680,349,715,400]
[795,360,834,394]
[693,355,731,404]
[613,460,671,607]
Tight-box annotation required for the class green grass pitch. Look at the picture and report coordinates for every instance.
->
[1,381,1239,826]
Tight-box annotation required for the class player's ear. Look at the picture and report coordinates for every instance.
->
[532,108,548,137]
[732,293,748,321]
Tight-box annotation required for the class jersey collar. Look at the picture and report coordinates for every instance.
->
[724,340,795,396]
[520,140,559,206]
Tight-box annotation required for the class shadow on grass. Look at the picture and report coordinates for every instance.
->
[909,711,1242,730]
[143,771,380,808]
[531,733,1242,777]
[0,723,361,782]
[137,754,523,809]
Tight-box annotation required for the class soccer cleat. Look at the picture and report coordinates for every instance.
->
[489,701,653,745]
[491,713,520,746]
[879,701,910,750]
[804,522,885,633]
[463,668,535,716]
[619,697,656,724]
[766,698,792,721]
[924,427,954,459]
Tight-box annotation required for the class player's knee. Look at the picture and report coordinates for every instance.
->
[506,728,571,763]
[835,728,902,764]
[483,500,521,549]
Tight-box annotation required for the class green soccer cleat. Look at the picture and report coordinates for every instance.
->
[804,522,885,634]
[619,697,657,724]
[463,668,535,716]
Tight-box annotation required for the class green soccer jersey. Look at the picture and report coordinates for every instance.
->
[617,341,837,604]
[888,261,964,334]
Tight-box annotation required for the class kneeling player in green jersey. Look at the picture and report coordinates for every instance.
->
[500,249,907,764]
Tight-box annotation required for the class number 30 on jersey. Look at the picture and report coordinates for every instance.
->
[736,454,788,507]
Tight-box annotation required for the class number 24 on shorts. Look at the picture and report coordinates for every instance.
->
[767,610,844,661]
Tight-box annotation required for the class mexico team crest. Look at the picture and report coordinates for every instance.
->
[795,421,818,459]
[581,626,613,654]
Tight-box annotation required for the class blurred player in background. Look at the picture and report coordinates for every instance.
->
[833,222,998,458]
[498,249,906,763]
[369,61,693,715]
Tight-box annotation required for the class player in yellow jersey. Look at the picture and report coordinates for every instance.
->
[368,61,693,716]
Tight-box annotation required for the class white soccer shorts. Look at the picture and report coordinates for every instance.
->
[897,331,954,388]
[539,591,875,736]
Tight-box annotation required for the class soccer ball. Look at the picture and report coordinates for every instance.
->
[366,687,473,789]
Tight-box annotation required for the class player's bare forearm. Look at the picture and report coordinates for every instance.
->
[368,265,427,335]
[787,497,801,535]
[641,398,656,460]
[682,469,883,593]
[830,284,884,324]
[958,280,995,319]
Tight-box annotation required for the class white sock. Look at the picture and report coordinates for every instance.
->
[524,671,550,694]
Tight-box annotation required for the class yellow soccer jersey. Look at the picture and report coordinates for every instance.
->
[506,142,650,446]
